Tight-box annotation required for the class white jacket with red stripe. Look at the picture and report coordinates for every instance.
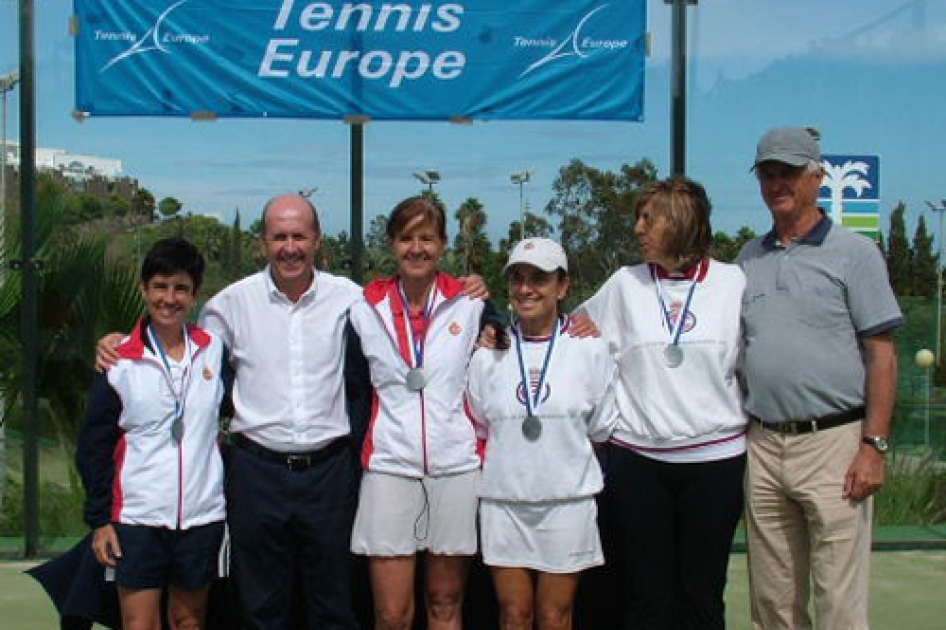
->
[349,274,491,478]
[78,319,229,530]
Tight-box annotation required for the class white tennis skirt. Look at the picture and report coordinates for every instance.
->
[351,469,479,556]
[480,496,603,573]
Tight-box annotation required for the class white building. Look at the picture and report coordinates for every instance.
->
[1,140,124,182]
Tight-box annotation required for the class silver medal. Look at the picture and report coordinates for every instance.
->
[522,415,543,441]
[405,368,427,391]
[664,344,684,368]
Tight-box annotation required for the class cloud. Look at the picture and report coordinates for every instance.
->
[814,23,946,65]
[652,0,946,80]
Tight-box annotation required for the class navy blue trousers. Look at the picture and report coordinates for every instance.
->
[226,440,360,630]
[603,446,746,630]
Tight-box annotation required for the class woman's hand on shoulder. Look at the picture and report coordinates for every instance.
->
[461,274,490,300]
[567,313,600,338]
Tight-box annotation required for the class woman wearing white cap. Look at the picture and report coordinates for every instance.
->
[465,237,618,630]
[578,177,746,630]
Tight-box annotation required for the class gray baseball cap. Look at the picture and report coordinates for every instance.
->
[754,127,821,168]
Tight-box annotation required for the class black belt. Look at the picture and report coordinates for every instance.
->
[751,406,865,435]
[232,434,348,471]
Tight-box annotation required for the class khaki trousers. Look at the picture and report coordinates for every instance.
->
[746,420,872,630]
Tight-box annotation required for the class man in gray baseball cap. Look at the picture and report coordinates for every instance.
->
[753,126,821,168]
[737,126,903,630]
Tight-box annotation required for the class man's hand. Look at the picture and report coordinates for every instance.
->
[461,274,490,300]
[567,313,601,338]
[92,524,122,568]
[95,333,124,372]
[843,445,885,501]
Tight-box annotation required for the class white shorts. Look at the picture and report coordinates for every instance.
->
[351,470,479,556]
[480,497,603,573]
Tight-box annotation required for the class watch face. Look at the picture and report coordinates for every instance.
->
[865,436,889,452]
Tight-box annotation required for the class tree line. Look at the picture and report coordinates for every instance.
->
[884,202,939,299]
[3,160,944,535]
[5,162,940,458]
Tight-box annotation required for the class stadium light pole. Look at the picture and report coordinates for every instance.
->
[926,200,946,366]
[0,70,20,282]
[413,170,440,193]
[511,171,532,241]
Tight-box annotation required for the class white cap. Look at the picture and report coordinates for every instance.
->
[504,238,568,274]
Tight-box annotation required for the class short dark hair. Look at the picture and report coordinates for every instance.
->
[386,196,448,242]
[140,237,206,292]
[636,177,713,268]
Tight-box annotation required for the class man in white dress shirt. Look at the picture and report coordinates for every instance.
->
[201,193,365,630]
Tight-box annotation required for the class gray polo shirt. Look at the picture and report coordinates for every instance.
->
[736,215,903,422]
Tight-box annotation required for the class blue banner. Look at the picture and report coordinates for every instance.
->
[73,0,646,121]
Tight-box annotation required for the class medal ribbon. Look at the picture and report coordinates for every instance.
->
[147,325,192,441]
[513,319,561,418]
[396,280,438,370]
[651,262,701,349]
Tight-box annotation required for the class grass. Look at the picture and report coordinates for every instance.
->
[3,551,945,630]
[875,449,946,526]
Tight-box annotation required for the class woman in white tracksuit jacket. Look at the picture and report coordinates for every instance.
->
[78,238,231,630]
[466,238,618,630]
[347,197,503,630]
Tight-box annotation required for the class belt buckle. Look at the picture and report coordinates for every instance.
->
[286,454,311,471]
[788,419,817,434]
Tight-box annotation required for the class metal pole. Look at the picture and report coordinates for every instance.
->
[350,123,364,285]
[937,208,943,367]
[0,71,19,281]
[19,0,41,558]
[669,0,690,176]
[926,366,931,447]
[928,201,946,366]
[0,84,4,524]
[1,87,7,280]
[511,171,530,242]
[518,180,525,241]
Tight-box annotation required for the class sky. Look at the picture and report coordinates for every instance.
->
[1,0,945,243]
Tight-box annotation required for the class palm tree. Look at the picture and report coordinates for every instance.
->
[0,177,142,518]
[822,160,872,224]
[453,198,491,275]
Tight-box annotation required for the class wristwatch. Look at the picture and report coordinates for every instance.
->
[862,435,889,453]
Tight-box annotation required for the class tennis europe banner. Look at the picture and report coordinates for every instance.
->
[73,0,646,121]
